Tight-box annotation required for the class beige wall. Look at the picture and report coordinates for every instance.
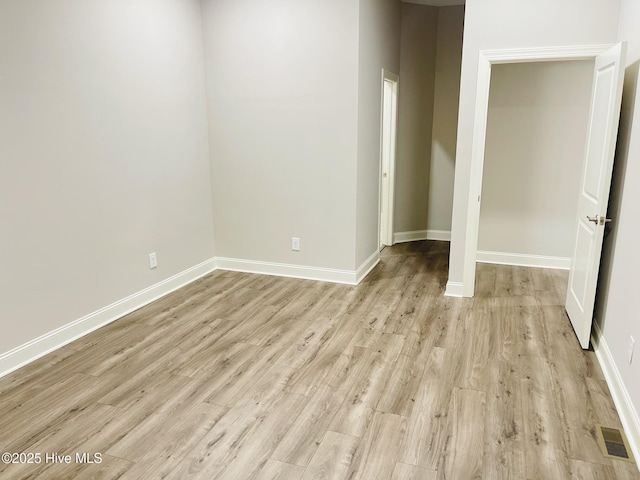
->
[395,4,463,236]
[478,61,593,258]
[395,4,438,234]
[428,6,464,233]
[201,0,360,271]
[448,0,621,288]
[595,0,640,437]
[0,0,215,353]
[355,0,401,266]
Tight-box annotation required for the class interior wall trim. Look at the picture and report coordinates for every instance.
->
[476,250,571,270]
[592,324,640,468]
[0,258,217,379]
[394,229,451,243]
[444,281,465,297]
[427,229,452,242]
[215,257,359,285]
[356,250,381,284]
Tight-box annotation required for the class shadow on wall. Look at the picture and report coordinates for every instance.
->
[431,140,455,172]
[594,59,639,330]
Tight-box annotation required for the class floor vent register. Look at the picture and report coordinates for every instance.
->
[596,425,635,463]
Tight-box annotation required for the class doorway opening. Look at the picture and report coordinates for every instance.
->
[477,59,595,271]
[379,69,399,250]
[449,44,625,349]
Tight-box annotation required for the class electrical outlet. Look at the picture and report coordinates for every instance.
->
[149,252,158,269]
[629,336,635,365]
[291,237,300,251]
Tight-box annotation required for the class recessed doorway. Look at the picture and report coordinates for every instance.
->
[379,69,399,249]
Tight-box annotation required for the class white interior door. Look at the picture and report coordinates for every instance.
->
[379,72,398,248]
[566,42,626,348]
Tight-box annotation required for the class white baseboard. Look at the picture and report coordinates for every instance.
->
[356,251,380,283]
[445,281,465,297]
[476,250,571,270]
[215,257,358,285]
[0,258,217,379]
[426,229,452,242]
[394,229,451,243]
[394,230,428,243]
[592,324,640,467]
[0,253,380,379]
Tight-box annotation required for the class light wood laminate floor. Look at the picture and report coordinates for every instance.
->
[0,241,638,479]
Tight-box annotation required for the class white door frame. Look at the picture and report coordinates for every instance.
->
[457,44,614,297]
[379,69,400,248]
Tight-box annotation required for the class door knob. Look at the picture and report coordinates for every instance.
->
[587,215,613,225]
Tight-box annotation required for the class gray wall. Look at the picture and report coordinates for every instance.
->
[356,0,402,266]
[0,0,215,353]
[428,6,465,234]
[200,0,360,271]
[395,4,463,237]
[395,4,438,235]
[479,61,593,259]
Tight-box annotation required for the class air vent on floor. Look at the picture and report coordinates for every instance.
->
[595,424,635,463]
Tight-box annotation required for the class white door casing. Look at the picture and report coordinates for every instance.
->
[380,80,393,246]
[565,42,626,349]
[379,70,399,248]
[446,44,621,300]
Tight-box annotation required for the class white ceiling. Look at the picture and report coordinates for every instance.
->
[401,0,465,6]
